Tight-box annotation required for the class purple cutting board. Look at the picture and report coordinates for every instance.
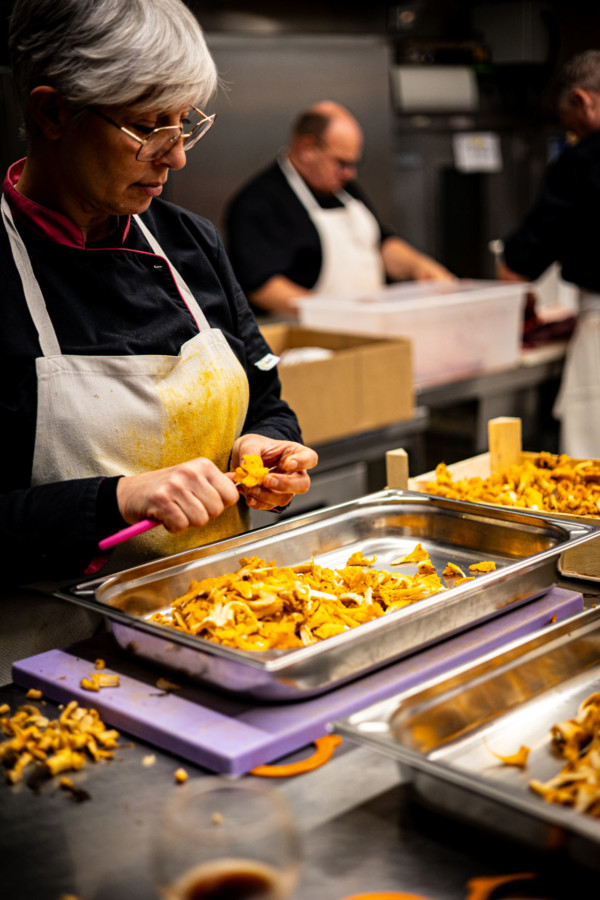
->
[13,587,581,775]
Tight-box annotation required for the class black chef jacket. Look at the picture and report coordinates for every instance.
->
[224,160,395,299]
[1,167,301,584]
[502,131,600,292]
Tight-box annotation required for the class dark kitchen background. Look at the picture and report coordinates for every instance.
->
[1,0,598,279]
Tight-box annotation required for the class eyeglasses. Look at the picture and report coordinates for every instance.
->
[313,138,359,173]
[90,106,216,161]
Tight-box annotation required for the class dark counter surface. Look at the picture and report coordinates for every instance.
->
[2,572,599,900]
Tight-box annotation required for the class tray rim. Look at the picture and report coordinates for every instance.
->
[95,487,600,591]
[333,605,600,845]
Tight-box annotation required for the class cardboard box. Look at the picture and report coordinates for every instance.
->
[386,417,600,580]
[260,324,414,446]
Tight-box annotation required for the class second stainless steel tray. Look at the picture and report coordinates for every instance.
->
[335,606,600,869]
[55,489,598,700]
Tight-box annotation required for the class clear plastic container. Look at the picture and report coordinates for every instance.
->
[297,279,528,386]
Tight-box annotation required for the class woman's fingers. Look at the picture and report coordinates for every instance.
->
[117,458,240,530]
[233,436,318,473]
[263,471,311,494]
[232,437,318,507]
[242,471,311,511]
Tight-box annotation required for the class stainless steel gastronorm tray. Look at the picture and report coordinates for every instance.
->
[335,606,600,869]
[55,489,599,701]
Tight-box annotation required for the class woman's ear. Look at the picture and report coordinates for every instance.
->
[28,86,68,140]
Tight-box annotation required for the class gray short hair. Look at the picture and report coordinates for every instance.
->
[9,0,217,132]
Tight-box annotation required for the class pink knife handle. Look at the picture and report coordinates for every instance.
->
[98,518,158,550]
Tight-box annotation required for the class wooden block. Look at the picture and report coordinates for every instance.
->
[488,417,522,474]
[560,538,600,580]
[386,448,409,490]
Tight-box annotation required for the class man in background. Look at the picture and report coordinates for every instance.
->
[497,50,600,457]
[225,100,454,316]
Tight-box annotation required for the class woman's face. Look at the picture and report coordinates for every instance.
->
[58,103,189,226]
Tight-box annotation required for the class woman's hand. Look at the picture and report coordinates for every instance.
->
[116,458,240,533]
[230,435,318,511]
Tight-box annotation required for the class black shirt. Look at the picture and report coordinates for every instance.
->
[0,189,301,584]
[224,160,395,297]
[502,131,600,292]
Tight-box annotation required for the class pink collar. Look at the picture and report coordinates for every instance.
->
[3,158,131,248]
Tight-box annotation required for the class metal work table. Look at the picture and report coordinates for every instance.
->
[2,571,599,900]
[416,344,567,456]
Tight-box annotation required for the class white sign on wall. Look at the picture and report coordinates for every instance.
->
[453,132,503,173]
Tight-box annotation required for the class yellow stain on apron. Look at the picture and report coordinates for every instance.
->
[109,331,250,567]
[136,336,249,562]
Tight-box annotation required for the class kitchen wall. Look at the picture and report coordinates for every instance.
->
[2,0,599,277]
[171,0,600,277]
[166,32,394,234]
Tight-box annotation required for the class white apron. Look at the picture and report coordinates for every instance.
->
[553,291,600,457]
[1,196,249,681]
[279,156,385,295]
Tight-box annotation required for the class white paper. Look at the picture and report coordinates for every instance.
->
[453,132,503,173]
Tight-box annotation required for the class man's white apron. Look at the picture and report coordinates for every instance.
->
[279,156,384,296]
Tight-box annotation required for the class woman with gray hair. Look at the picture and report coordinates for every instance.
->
[1,0,316,678]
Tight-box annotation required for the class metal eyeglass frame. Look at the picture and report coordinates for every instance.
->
[90,106,216,161]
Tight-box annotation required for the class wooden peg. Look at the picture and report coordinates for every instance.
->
[386,448,409,490]
[488,417,522,474]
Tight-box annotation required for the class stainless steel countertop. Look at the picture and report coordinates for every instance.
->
[415,343,566,403]
[2,571,599,900]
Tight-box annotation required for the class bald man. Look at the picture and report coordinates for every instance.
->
[225,101,454,316]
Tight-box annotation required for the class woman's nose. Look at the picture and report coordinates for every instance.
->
[154,137,187,170]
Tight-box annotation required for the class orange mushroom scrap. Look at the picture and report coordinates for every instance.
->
[233,454,270,489]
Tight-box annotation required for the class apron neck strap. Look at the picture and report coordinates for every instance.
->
[1,192,212,358]
[133,214,210,332]
[278,154,350,213]
[2,193,62,356]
